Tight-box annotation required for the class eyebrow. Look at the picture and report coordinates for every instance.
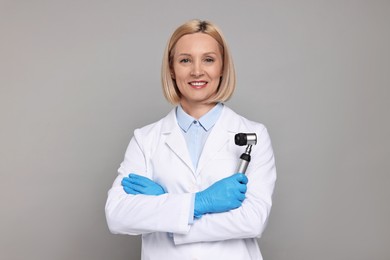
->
[176,52,218,56]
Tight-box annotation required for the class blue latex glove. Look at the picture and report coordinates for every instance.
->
[194,173,248,218]
[121,173,165,195]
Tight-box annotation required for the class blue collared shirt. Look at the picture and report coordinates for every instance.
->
[176,103,224,170]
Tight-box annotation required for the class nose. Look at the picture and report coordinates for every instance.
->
[190,60,204,77]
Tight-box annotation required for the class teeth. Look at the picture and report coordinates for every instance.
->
[190,82,206,86]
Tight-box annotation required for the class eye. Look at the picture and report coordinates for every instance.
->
[179,58,191,63]
[204,57,215,63]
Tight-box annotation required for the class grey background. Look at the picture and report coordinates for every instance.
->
[1,1,389,259]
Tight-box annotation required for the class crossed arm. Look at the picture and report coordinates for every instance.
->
[121,172,248,218]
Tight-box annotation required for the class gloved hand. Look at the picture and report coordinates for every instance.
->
[194,173,248,218]
[121,173,166,196]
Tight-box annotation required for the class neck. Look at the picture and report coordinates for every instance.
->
[180,101,217,119]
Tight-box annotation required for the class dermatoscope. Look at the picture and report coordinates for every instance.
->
[235,133,257,174]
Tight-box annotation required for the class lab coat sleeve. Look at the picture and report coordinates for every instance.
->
[173,126,276,245]
[105,129,193,235]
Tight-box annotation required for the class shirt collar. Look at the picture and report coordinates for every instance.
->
[176,103,224,132]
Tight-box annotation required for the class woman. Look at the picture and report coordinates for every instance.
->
[105,19,276,260]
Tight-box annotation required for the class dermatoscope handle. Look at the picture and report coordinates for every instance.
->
[236,158,249,174]
[236,151,251,174]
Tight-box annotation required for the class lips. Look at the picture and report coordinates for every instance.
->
[189,81,208,89]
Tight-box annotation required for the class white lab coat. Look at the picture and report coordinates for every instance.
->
[105,105,276,260]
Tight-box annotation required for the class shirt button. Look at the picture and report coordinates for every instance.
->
[193,120,197,124]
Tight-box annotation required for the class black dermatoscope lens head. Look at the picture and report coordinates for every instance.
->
[234,133,257,146]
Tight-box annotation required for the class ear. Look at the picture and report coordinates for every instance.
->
[170,70,175,79]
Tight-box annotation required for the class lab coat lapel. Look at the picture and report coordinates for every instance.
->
[162,109,195,174]
[196,106,233,175]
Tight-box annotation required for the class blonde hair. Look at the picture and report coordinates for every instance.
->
[161,19,236,104]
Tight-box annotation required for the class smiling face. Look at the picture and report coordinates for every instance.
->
[171,33,223,116]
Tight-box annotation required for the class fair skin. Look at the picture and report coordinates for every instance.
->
[171,33,223,119]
